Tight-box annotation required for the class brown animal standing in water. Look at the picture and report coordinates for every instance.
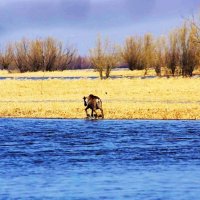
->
[83,94,104,119]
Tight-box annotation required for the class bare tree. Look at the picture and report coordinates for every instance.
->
[70,56,92,69]
[121,36,143,71]
[90,36,105,79]
[0,44,14,70]
[178,23,199,77]
[55,42,77,71]
[14,38,30,72]
[28,39,45,71]
[42,38,58,71]
[12,37,77,72]
[90,36,119,79]
[104,39,120,78]
[143,33,155,75]
[189,14,200,43]
[165,30,180,76]
[41,38,77,71]
[154,36,166,76]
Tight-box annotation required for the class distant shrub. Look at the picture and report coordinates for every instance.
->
[0,44,14,71]
[7,37,77,73]
[121,36,144,71]
[165,30,180,76]
[178,23,199,77]
[90,35,120,79]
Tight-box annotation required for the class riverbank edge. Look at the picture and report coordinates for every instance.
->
[0,116,199,120]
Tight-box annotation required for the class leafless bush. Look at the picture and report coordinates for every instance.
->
[165,30,180,76]
[121,36,143,71]
[70,56,91,69]
[14,39,30,72]
[154,37,166,76]
[13,37,76,72]
[90,36,119,79]
[141,34,155,75]
[0,44,14,70]
[55,42,76,71]
[178,23,199,77]
[28,39,45,71]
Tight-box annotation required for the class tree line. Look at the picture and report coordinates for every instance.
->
[0,38,77,72]
[1,20,200,78]
[90,22,200,79]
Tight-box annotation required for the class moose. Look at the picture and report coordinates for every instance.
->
[83,94,104,119]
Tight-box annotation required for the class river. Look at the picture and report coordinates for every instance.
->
[0,119,200,199]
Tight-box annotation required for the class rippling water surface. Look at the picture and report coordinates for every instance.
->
[0,119,200,200]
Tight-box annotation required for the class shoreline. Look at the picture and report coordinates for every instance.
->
[0,116,199,120]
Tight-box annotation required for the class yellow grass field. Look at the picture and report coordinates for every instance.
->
[0,70,200,119]
[0,68,154,77]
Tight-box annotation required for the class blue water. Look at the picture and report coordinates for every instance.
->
[0,119,200,200]
[1,75,200,81]
[0,75,157,81]
[0,76,98,80]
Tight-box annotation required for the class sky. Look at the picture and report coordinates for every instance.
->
[0,0,200,55]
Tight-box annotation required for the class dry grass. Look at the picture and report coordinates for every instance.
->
[1,67,199,77]
[0,101,199,119]
[0,70,200,119]
[0,68,155,77]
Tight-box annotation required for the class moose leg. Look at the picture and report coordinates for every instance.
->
[91,109,94,117]
[100,109,104,119]
[93,110,98,119]
[85,107,90,117]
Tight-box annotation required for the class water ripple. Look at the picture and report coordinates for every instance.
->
[0,119,200,199]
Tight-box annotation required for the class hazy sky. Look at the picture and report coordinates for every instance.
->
[0,0,200,55]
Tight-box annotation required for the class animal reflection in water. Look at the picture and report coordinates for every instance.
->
[83,94,104,119]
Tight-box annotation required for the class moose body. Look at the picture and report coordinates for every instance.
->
[83,94,104,119]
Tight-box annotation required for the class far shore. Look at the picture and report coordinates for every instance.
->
[0,69,200,120]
